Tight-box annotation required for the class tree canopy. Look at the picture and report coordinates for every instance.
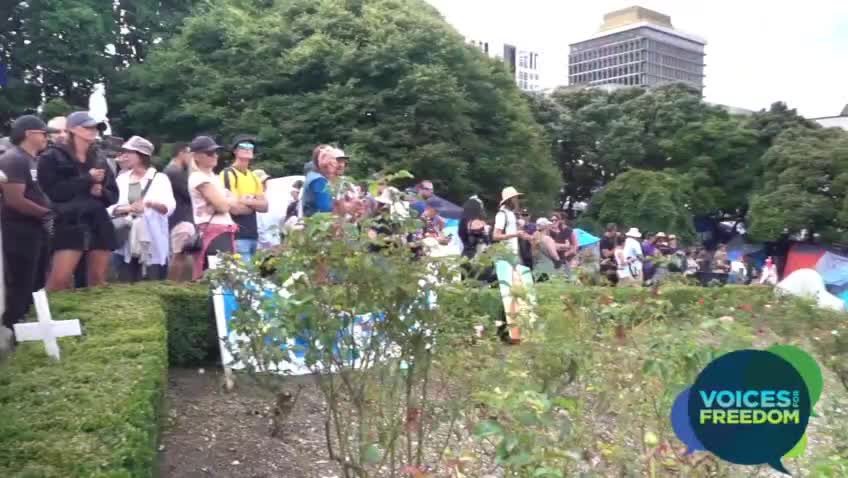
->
[0,0,195,126]
[531,84,848,244]
[582,169,696,241]
[112,0,560,210]
[529,84,762,218]
[747,127,848,242]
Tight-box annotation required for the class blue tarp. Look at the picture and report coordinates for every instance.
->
[575,228,600,247]
[816,252,848,287]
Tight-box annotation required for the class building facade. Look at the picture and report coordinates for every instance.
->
[568,6,706,91]
[468,39,542,92]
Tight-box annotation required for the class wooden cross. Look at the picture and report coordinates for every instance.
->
[13,290,81,360]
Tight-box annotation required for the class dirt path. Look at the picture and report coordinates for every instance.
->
[158,368,340,478]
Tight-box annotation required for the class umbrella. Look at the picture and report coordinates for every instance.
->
[424,195,463,220]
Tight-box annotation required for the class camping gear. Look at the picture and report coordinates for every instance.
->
[776,268,845,312]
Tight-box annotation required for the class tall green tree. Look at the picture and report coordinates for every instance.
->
[583,169,696,240]
[747,127,848,242]
[113,0,560,209]
[0,0,194,127]
[529,83,761,218]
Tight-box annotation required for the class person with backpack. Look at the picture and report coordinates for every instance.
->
[219,135,268,263]
[492,187,531,263]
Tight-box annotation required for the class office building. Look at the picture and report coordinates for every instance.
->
[468,38,542,92]
[568,6,706,91]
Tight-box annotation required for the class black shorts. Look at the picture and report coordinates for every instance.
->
[52,220,117,252]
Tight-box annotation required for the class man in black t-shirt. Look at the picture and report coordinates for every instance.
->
[0,115,57,332]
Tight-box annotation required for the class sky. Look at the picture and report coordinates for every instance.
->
[425,0,848,118]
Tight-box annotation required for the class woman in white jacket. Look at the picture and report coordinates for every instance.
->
[108,136,175,282]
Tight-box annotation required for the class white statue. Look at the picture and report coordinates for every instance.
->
[88,83,111,136]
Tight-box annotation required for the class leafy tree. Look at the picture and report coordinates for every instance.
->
[0,0,194,128]
[584,169,696,240]
[529,87,647,214]
[530,83,761,219]
[747,127,848,242]
[112,0,560,209]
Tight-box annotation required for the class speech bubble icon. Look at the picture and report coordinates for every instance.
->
[670,387,705,454]
[783,433,807,459]
[769,458,792,476]
[767,345,823,414]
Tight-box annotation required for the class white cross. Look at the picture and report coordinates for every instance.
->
[13,289,81,360]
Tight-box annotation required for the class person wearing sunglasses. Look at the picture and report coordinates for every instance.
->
[219,135,268,262]
[0,115,57,333]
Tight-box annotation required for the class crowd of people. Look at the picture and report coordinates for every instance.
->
[0,112,781,340]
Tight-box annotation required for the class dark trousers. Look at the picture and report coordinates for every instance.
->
[2,224,47,329]
[116,258,166,283]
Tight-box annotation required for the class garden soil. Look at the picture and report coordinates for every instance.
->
[158,368,339,478]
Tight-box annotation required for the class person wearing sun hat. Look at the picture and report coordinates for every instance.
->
[493,186,531,260]
[622,227,644,285]
[108,135,175,282]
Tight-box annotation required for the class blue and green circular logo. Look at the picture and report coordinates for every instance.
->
[671,346,822,475]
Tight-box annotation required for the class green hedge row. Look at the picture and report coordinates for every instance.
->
[0,282,212,478]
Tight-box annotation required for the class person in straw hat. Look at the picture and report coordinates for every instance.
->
[493,186,531,261]
[621,227,644,285]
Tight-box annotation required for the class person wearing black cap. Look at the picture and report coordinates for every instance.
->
[37,111,119,290]
[187,135,241,279]
[0,115,56,332]
[219,134,268,262]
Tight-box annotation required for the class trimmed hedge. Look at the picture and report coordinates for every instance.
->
[0,282,210,478]
[158,285,217,366]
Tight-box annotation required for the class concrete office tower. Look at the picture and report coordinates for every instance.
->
[468,38,542,92]
[568,6,706,91]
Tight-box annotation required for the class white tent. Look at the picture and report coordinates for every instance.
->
[257,175,304,248]
[776,268,845,312]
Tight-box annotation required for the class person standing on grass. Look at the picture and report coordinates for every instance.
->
[551,214,579,276]
[108,136,175,282]
[622,227,644,285]
[411,180,435,216]
[219,135,268,263]
[164,143,195,282]
[188,136,242,279]
[599,223,618,285]
[38,111,119,291]
[493,187,531,263]
[47,116,68,145]
[301,145,351,218]
[0,115,56,333]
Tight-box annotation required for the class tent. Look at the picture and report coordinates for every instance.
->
[575,228,600,248]
[726,235,765,262]
[784,243,826,278]
[776,268,844,312]
[258,175,303,247]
